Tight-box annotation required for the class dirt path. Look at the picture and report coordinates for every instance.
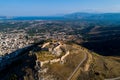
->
[84,52,92,71]
[67,52,87,80]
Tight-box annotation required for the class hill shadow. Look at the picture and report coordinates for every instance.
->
[82,39,120,56]
[0,50,37,80]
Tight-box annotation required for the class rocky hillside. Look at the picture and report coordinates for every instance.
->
[0,41,120,80]
[34,41,120,80]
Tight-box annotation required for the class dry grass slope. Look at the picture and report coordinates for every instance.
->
[42,44,85,80]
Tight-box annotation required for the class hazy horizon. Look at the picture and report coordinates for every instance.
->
[0,0,120,16]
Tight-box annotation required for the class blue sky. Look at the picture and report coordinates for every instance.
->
[0,0,120,16]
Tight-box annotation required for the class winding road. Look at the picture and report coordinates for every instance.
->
[67,52,87,80]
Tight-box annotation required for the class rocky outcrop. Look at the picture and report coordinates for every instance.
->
[52,44,62,56]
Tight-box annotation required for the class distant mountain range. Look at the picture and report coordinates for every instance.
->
[1,12,120,20]
[64,12,120,20]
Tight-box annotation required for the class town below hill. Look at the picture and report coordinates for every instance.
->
[0,16,120,80]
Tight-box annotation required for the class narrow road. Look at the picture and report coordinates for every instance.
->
[67,52,87,80]
[105,77,120,80]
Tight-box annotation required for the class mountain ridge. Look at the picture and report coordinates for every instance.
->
[1,12,120,20]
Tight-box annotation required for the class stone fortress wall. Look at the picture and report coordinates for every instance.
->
[36,42,70,67]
